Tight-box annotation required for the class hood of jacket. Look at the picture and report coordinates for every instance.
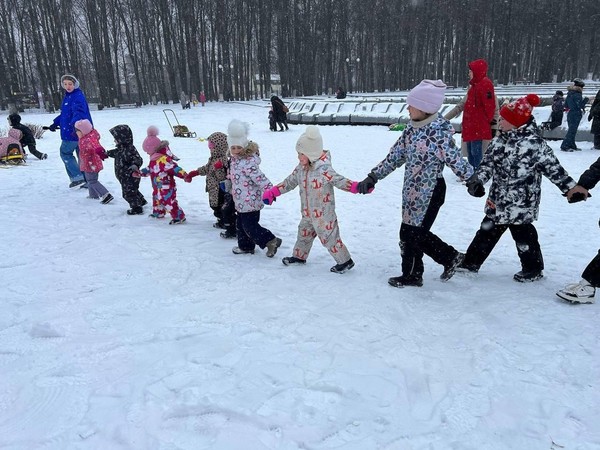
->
[109,124,134,146]
[469,59,489,83]
[208,131,228,159]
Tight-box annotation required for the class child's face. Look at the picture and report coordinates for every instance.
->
[208,140,215,151]
[230,145,243,156]
[407,105,428,121]
[298,153,310,167]
[63,79,75,93]
[498,117,516,132]
[468,69,473,80]
[75,129,83,138]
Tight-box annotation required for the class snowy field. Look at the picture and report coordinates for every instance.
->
[1,100,599,449]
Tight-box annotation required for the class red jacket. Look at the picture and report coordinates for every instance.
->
[462,59,496,142]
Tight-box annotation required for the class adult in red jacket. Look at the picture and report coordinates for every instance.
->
[462,59,496,168]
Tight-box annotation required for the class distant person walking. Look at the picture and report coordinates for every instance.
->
[46,74,91,188]
[461,59,497,168]
[270,95,289,131]
[561,78,589,151]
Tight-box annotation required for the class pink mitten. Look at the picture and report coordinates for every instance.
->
[262,186,281,205]
[95,147,108,160]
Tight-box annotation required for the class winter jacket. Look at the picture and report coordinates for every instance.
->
[52,88,93,142]
[578,155,600,191]
[194,131,228,208]
[564,86,588,115]
[371,113,474,227]
[8,115,35,147]
[78,129,105,173]
[140,145,187,188]
[470,119,576,225]
[229,142,273,213]
[462,59,496,142]
[275,150,353,228]
[107,125,144,181]
[588,94,600,134]
[552,94,565,113]
[0,129,24,160]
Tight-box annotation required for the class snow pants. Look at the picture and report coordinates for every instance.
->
[399,178,460,278]
[119,174,145,209]
[236,210,276,252]
[84,171,109,199]
[462,218,544,273]
[292,216,351,264]
[561,111,583,149]
[582,250,600,287]
[151,180,184,220]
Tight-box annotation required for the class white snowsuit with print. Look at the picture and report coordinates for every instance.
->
[275,151,353,264]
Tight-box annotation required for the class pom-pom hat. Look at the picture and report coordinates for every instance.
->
[296,125,323,162]
[142,126,162,154]
[406,79,447,114]
[227,120,249,148]
[74,119,93,136]
[499,94,540,128]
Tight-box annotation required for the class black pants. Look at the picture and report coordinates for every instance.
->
[594,132,600,149]
[237,210,275,251]
[548,111,563,130]
[120,176,146,208]
[212,190,236,234]
[25,143,45,160]
[399,178,459,277]
[463,218,544,273]
[582,250,600,287]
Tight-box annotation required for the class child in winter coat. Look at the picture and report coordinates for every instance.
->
[588,89,600,150]
[184,131,236,237]
[74,119,113,204]
[134,126,188,224]
[461,94,576,282]
[7,114,47,160]
[107,124,147,215]
[547,90,565,130]
[0,128,26,164]
[356,79,474,287]
[268,109,277,132]
[263,125,360,273]
[225,119,281,256]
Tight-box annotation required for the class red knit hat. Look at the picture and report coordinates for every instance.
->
[500,94,541,127]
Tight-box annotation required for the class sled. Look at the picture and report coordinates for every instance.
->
[163,109,197,138]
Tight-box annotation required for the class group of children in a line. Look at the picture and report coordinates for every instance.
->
[5,77,599,303]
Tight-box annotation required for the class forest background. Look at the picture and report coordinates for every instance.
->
[1,0,599,109]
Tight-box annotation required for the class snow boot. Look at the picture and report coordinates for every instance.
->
[127,206,144,215]
[265,237,282,258]
[330,258,355,274]
[388,275,423,288]
[100,193,114,204]
[282,256,306,266]
[220,229,237,239]
[169,217,186,225]
[69,179,86,189]
[513,270,543,282]
[232,246,255,255]
[441,252,465,281]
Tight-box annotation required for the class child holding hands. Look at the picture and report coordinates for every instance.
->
[74,119,113,204]
[134,126,187,224]
[225,119,281,256]
[263,125,360,273]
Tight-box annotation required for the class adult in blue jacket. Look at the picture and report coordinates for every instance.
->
[47,74,92,188]
[560,78,589,152]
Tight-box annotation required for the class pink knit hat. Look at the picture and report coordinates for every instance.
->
[142,126,161,154]
[406,79,447,114]
[74,119,93,136]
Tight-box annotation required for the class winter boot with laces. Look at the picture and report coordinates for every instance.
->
[282,256,306,266]
[513,270,543,282]
[220,229,237,239]
[100,193,114,204]
[441,252,465,281]
[556,280,596,304]
[265,237,282,258]
[330,258,355,274]
[388,275,423,288]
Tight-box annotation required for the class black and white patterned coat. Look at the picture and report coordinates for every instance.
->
[471,119,576,225]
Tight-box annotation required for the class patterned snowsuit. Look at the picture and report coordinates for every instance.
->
[275,151,353,264]
[371,113,473,278]
[140,145,187,220]
[463,119,576,273]
[107,125,146,209]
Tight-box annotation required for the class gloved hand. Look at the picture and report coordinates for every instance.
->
[131,171,142,178]
[185,169,200,183]
[350,181,373,194]
[466,179,485,197]
[43,124,58,131]
[566,185,590,203]
[262,186,281,205]
[569,192,589,203]
[106,149,117,158]
[357,173,378,194]
[214,160,223,170]
[95,147,108,160]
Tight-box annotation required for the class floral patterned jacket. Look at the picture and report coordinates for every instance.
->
[229,142,272,213]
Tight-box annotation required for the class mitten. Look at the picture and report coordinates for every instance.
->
[350,181,373,194]
[262,186,281,205]
[43,124,58,131]
[357,172,378,194]
[131,171,142,178]
[568,192,588,203]
[95,147,108,160]
[185,169,200,183]
[214,160,223,170]
[466,179,485,197]
[106,149,117,158]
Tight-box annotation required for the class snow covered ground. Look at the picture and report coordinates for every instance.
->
[1,100,599,449]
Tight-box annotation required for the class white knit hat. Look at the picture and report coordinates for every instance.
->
[406,79,447,114]
[227,119,249,148]
[296,126,323,162]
